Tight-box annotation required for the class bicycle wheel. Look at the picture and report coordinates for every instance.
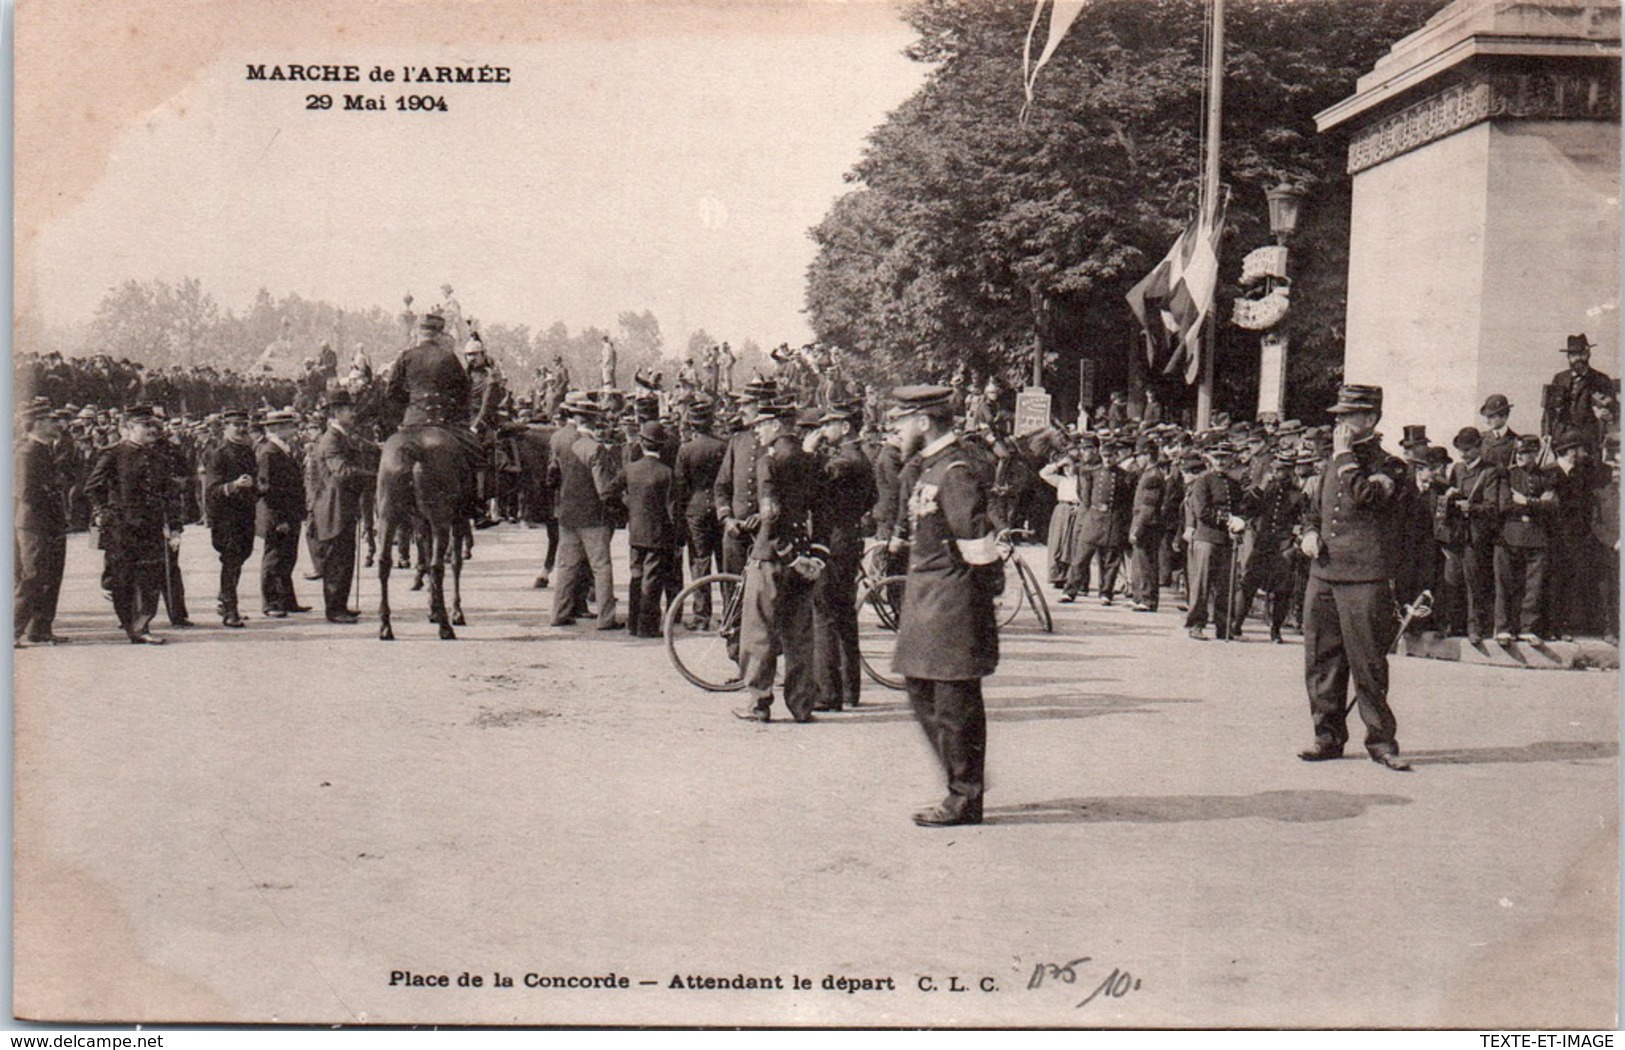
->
[1015,554,1054,633]
[856,573,907,691]
[663,572,746,692]
[993,555,1027,628]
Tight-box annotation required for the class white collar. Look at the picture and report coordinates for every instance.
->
[920,431,957,459]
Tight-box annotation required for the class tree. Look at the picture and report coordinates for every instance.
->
[90,279,175,362]
[805,0,1440,419]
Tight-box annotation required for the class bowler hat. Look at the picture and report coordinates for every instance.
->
[1422,445,1451,467]
[1327,384,1383,415]
[1452,426,1482,450]
[1479,394,1512,417]
[638,420,667,445]
[1515,434,1541,453]
[1552,428,1588,454]
[1565,334,1595,354]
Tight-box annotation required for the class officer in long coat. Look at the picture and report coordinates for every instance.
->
[15,404,70,645]
[1066,440,1135,604]
[1231,446,1306,642]
[1184,444,1246,639]
[202,409,260,627]
[1296,384,1412,771]
[86,405,174,644]
[1492,434,1556,642]
[889,385,1001,827]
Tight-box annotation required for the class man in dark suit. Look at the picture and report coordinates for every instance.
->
[1478,394,1519,469]
[550,401,624,630]
[1296,384,1412,771]
[1231,447,1306,642]
[1543,334,1616,452]
[312,391,375,623]
[714,378,777,587]
[516,414,559,588]
[202,408,260,627]
[14,403,70,645]
[256,410,308,617]
[1447,427,1503,644]
[624,421,678,637]
[674,399,727,625]
[1547,428,1606,639]
[807,400,877,712]
[86,405,174,644]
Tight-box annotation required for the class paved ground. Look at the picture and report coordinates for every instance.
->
[12,526,1619,1028]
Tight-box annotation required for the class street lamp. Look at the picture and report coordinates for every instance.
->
[1266,182,1307,244]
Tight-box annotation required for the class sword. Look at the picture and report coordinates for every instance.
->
[1346,588,1434,716]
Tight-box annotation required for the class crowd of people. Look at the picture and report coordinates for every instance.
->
[12,308,1621,822]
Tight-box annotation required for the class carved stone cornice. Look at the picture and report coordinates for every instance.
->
[1347,70,1621,173]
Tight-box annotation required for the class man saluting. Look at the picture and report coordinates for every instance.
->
[889,384,1002,826]
[1296,384,1412,771]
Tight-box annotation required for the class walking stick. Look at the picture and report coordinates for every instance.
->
[1226,533,1242,642]
[353,515,363,611]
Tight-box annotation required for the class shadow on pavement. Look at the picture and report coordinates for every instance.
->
[985,789,1411,825]
[823,692,1202,725]
[1404,740,1618,766]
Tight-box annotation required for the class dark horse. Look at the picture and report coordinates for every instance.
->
[375,425,470,640]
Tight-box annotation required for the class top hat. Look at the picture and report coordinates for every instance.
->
[1479,394,1513,417]
[1327,384,1383,415]
[1400,424,1429,447]
[1565,334,1595,354]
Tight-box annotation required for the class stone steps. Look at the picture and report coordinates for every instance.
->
[1400,630,1620,671]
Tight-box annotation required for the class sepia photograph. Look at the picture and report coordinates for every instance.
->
[10,0,1621,1030]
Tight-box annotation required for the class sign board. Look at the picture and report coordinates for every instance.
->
[1077,358,1098,413]
[1257,332,1288,419]
[1014,387,1052,436]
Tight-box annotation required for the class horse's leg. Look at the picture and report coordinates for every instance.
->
[412,526,427,591]
[451,521,467,626]
[378,518,396,641]
[433,521,456,640]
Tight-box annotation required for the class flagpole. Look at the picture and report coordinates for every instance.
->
[1195,0,1224,429]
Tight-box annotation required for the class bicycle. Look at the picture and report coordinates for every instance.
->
[993,527,1054,633]
[663,546,832,695]
[663,570,747,692]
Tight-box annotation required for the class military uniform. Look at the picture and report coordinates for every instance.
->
[202,424,259,626]
[1183,458,1244,638]
[736,415,822,721]
[1493,446,1555,640]
[15,418,69,643]
[811,428,877,711]
[1231,459,1305,640]
[1128,456,1168,610]
[1299,386,1410,767]
[256,422,308,616]
[890,388,1001,827]
[1067,458,1134,602]
[86,424,173,642]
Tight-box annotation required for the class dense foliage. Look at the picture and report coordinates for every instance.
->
[806,0,1441,421]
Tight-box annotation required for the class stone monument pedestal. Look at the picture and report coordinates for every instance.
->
[1316,0,1620,440]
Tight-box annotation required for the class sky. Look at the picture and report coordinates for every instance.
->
[18,0,928,351]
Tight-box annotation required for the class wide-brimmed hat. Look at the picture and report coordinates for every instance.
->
[1479,394,1512,417]
[1565,334,1595,354]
